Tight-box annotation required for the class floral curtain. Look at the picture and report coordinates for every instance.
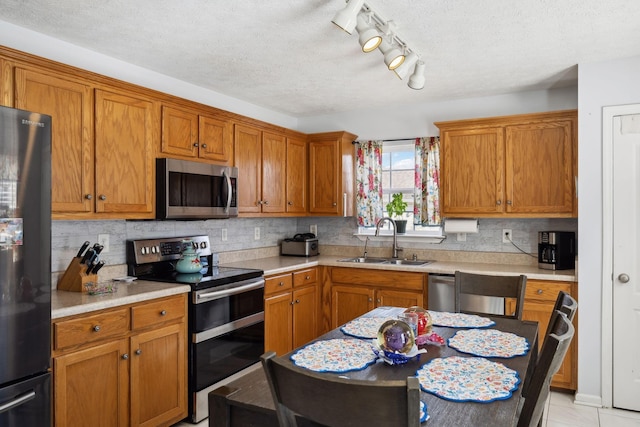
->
[414,136,441,225]
[355,140,383,226]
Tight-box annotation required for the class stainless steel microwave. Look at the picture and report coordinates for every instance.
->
[156,158,238,219]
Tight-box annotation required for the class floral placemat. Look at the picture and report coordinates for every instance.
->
[448,329,529,358]
[420,401,428,423]
[415,356,520,402]
[291,338,377,373]
[340,316,392,339]
[427,311,495,328]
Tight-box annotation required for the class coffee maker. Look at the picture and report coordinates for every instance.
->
[538,231,575,270]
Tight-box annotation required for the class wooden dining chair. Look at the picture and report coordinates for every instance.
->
[454,271,527,319]
[516,310,575,427]
[553,290,578,321]
[261,351,421,427]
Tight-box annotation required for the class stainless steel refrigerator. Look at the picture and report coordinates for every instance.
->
[0,106,51,426]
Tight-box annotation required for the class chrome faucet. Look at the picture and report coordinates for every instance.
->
[375,217,402,258]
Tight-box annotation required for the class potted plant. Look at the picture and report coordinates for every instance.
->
[385,193,408,234]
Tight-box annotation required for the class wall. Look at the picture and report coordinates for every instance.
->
[576,54,640,407]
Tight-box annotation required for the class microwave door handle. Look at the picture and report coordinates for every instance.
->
[223,170,232,212]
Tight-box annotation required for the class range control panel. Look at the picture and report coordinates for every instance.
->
[127,235,212,265]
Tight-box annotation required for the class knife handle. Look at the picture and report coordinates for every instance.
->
[91,260,106,274]
[76,241,90,258]
[80,248,94,264]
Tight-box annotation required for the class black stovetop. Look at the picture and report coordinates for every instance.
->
[137,265,263,289]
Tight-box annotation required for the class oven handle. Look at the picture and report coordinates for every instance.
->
[193,312,264,343]
[195,278,265,303]
[223,169,232,212]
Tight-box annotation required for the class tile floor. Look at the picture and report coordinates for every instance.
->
[173,391,640,426]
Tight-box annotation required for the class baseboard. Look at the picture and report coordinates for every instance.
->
[574,392,603,408]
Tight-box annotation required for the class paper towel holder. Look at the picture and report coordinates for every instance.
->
[443,218,479,234]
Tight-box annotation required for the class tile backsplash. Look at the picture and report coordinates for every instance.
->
[52,216,577,278]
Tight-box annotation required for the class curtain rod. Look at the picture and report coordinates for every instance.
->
[352,137,419,144]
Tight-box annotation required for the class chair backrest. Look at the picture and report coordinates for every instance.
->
[261,351,421,427]
[454,271,527,319]
[517,310,575,427]
[553,290,578,321]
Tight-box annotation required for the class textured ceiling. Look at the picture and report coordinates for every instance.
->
[1,0,640,117]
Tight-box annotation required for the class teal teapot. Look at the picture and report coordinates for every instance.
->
[175,239,202,274]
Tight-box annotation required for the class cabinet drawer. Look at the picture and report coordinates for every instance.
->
[54,308,129,351]
[131,295,186,331]
[525,281,572,303]
[293,268,317,287]
[265,273,293,295]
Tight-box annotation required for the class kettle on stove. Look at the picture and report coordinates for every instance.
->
[176,239,203,273]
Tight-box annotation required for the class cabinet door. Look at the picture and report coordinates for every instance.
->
[161,105,198,157]
[54,339,129,427]
[331,285,374,329]
[440,127,504,215]
[505,120,575,214]
[309,140,340,214]
[376,288,424,309]
[261,131,287,213]
[264,292,293,355]
[234,124,262,213]
[199,115,233,163]
[130,322,187,427]
[14,67,94,214]
[95,90,155,215]
[523,280,576,389]
[286,136,308,213]
[293,285,318,349]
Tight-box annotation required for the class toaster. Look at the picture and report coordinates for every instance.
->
[281,233,319,257]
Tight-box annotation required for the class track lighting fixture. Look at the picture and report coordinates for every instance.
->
[332,0,425,89]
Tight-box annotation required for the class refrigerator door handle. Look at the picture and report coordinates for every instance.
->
[0,390,35,414]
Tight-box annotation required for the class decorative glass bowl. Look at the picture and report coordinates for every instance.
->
[373,319,425,365]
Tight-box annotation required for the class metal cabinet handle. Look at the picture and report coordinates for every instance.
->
[537,289,543,294]
[99,194,107,201]
[368,297,373,302]
[85,194,93,200]
[135,349,142,355]
[332,202,337,206]
[122,354,129,360]
[264,200,269,205]
[506,200,512,205]
[160,310,167,316]
[278,281,284,286]
[193,142,199,147]
[496,200,502,205]
[93,325,101,332]
[295,299,300,304]
[305,275,310,280]
[201,144,207,148]
[618,273,630,283]
[288,201,293,205]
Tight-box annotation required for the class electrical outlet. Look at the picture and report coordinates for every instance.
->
[221,228,227,241]
[98,234,110,253]
[310,224,318,236]
[502,229,512,243]
[254,227,260,240]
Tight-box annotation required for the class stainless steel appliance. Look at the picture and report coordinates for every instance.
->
[538,231,575,270]
[0,106,51,426]
[156,158,238,219]
[281,233,319,257]
[427,274,504,315]
[126,235,264,424]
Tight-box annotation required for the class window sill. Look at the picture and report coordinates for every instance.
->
[353,232,446,244]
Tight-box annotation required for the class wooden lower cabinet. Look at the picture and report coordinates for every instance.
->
[328,267,427,329]
[264,267,319,355]
[522,279,577,390]
[52,294,187,426]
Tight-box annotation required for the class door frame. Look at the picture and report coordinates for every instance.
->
[601,103,640,408]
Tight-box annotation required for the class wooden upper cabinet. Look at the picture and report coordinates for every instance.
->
[95,89,155,215]
[308,131,357,216]
[436,110,577,218]
[161,105,232,164]
[286,136,308,213]
[234,124,287,215]
[13,66,94,215]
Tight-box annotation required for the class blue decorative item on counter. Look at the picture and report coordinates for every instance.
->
[176,239,202,273]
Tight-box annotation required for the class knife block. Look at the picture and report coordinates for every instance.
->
[57,257,99,292]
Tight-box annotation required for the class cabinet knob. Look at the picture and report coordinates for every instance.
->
[290,301,295,305]
[92,325,101,332]
[264,200,269,205]
[496,200,502,205]
[122,353,129,360]
[201,143,207,148]
[257,200,263,205]
[278,281,284,286]
[506,200,512,205]
[135,349,142,355]
[376,298,381,304]
[368,297,373,302]
[618,273,630,283]
[305,275,310,280]
[332,202,337,206]
[288,201,293,205]
[193,142,199,147]
[537,289,543,294]
[99,194,107,201]
[295,299,300,304]
[85,194,93,200]
[160,310,167,316]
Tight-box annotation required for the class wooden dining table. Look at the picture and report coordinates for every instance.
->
[209,307,539,427]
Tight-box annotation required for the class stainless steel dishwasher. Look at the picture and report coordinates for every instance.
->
[427,273,505,315]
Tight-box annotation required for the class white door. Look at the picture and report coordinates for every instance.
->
[612,112,640,411]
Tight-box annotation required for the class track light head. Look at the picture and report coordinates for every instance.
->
[408,60,426,90]
[332,0,365,34]
[379,38,405,70]
[356,13,382,52]
[393,51,419,79]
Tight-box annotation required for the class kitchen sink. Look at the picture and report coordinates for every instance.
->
[337,257,433,266]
